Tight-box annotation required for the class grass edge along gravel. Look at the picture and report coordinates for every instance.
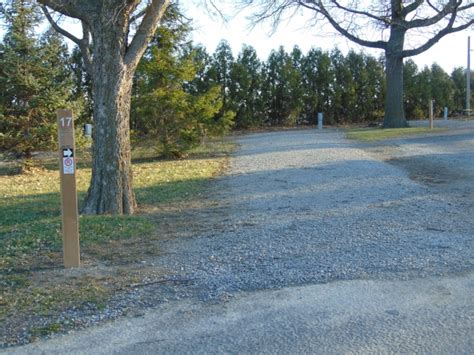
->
[0,139,234,346]
[345,127,445,141]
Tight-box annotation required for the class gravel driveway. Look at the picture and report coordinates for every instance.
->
[150,125,474,299]
[9,123,474,353]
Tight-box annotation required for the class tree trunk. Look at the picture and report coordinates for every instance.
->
[81,24,136,215]
[39,0,171,215]
[383,52,407,128]
[383,7,408,129]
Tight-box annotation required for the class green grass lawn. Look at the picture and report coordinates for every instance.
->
[346,127,445,141]
[0,139,233,335]
[1,140,233,269]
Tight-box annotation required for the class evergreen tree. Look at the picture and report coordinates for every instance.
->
[345,50,366,122]
[187,45,214,94]
[301,48,334,124]
[231,45,264,128]
[404,59,421,119]
[262,46,301,125]
[300,49,319,124]
[211,40,236,117]
[430,63,453,116]
[0,0,75,157]
[451,67,466,113]
[348,51,384,122]
[288,46,304,124]
[330,48,354,124]
[364,55,385,121]
[415,66,433,119]
[131,9,233,157]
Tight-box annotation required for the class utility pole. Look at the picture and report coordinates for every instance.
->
[468,36,472,116]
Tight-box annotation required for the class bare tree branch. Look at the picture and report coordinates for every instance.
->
[36,0,87,19]
[426,0,441,13]
[130,8,147,23]
[207,0,225,19]
[403,17,474,57]
[124,0,170,69]
[298,1,387,49]
[405,0,463,29]
[329,0,390,25]
[401,0,423,17]
[458,1,474,12]
[40,5,81,45]
[243,0,294,32]
[40,4,93,75]
[79,22,93,75]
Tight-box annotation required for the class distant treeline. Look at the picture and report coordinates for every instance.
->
[202,40,471,128]
[0,2,472,157]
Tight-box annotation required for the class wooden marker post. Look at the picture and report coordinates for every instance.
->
[57,110,80,268]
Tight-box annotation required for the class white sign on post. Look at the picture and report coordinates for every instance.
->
[62,148,75,175]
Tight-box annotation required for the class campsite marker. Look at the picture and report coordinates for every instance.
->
[57,109,80,268]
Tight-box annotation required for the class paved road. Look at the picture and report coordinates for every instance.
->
[9,273,474,354]
[8,126,474,354]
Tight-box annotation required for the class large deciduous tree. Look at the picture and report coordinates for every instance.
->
[244,0,474,127]
[38,0,170,215]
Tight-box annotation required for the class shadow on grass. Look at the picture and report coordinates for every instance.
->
[0,142,230,176]
[0,163,22,176]
[0,176,212,262]
[131,148,232,165]
[0,150,92,176]
[135,176,211,206]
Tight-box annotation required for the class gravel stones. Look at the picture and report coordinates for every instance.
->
[146,126,474,301]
